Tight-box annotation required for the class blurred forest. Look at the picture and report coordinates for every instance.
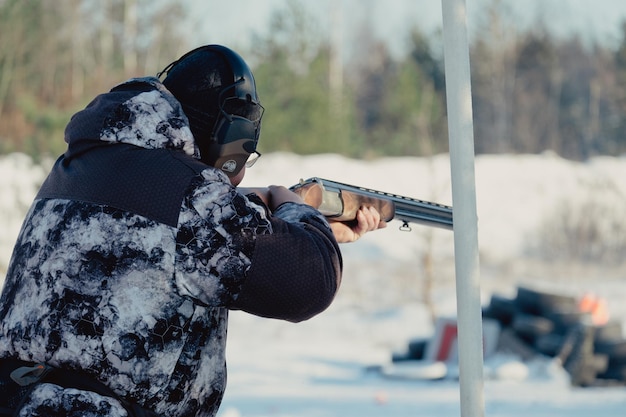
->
[2,0,626,161]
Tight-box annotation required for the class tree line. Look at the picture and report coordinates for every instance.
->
[2,0,626,162]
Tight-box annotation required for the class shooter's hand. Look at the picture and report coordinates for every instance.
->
[330,206,387,243]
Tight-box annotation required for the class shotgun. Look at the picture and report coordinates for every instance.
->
[289,177,453,231]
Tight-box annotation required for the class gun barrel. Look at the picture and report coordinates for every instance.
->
[312,178,453,230]
[392,195,453,230]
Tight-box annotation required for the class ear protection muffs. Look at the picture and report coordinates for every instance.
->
[159,45,263,177]
[204,45,262,177]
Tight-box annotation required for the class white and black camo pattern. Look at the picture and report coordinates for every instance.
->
[17,383,129,417]
[0,177,261,415]
[100,78,198,159]
[0,78,336,417]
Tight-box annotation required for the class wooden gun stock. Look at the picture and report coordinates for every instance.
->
[290,179,395,222]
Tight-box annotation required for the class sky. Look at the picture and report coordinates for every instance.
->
[190,0,626,59]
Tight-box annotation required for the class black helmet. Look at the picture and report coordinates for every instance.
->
[160,44,263,177]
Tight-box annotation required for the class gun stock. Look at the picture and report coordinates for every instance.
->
[290,177,453,231]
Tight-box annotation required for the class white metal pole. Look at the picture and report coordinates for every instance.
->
[441,1,485,417]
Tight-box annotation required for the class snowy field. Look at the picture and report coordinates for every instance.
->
[1,151,626,416]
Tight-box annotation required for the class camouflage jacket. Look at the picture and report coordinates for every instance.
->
[0,77,342,416]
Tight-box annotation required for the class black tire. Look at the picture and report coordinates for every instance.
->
[597,363,626,383]
[495,328,537,361]
[608,354,626,367]
[485,294,518,326]
[482,306,498,321]
[547,311,593,334]
[594,339,626,358]
[534,333,565,357]
[406,338,428,360]
[391,351,413,363]
[515,286,579,316]
[512,313,555,343]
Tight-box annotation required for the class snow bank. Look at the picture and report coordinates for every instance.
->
[1,151,626,416]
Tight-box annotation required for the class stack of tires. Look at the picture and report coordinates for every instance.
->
[483,286,626,387]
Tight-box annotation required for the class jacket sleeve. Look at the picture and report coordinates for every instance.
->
[231,200,343,323]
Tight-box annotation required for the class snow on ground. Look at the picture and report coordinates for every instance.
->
[1,151,626,416]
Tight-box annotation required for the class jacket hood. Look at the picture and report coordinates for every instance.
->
[63,77,199,161]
